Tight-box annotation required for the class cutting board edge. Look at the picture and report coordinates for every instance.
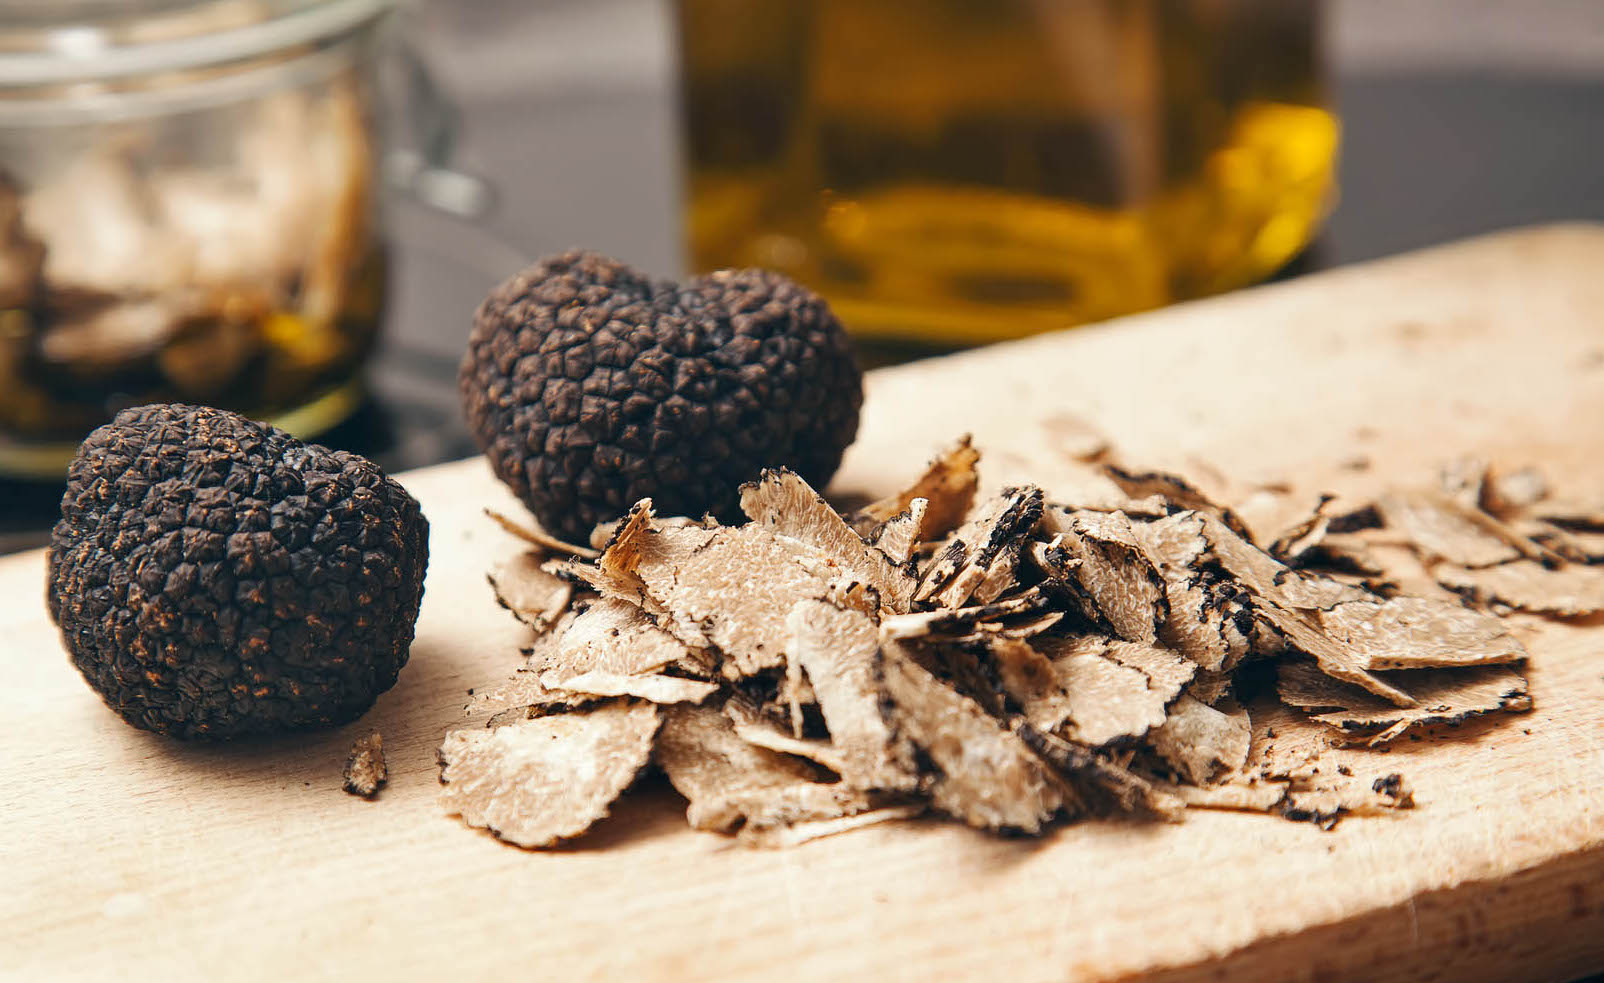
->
[1130,840,1604,983]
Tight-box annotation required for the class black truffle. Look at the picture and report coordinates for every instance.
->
[46,404,429,741]
[459,251,862,542]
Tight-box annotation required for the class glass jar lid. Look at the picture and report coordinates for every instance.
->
[0,0,390,86]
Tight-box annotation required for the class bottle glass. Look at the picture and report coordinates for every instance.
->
[679,0,1336,345]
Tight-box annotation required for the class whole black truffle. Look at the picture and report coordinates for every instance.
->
[459,250,863,542]
[46,404,429,741]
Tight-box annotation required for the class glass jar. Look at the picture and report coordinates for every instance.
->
[679,0,1337,345]
[0,0,392,477]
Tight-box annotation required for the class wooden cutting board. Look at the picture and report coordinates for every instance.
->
[4,225,1604,983]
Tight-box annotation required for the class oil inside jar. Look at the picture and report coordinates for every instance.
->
[680,0,1337,344]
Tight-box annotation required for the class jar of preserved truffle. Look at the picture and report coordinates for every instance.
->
[0,0,392,476]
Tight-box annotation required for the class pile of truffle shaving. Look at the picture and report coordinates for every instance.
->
[440,439,1535,849]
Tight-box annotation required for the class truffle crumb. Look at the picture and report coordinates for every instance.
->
[343,731,387,799]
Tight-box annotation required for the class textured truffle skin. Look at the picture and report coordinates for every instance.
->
[46,404,429,741]
[459,251,863,541]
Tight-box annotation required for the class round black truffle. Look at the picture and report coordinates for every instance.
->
[47,404,429,741]
[459,250,863,542]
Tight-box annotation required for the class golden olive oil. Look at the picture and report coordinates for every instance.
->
[679,0,1337,343]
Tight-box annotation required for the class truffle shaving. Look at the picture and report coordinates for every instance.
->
[1254,603,1416,707]
[1378,490,1523,568]
[1030,634,1196,745]
[1174,774,1414,828]
[786,600,918,790]
[879,588,1050,641]
[855,434,979,541]
[654,703,864,833]
[1045,510,1169,644]
[871,498,928,566]
[1317,596,1525,669]
[1277,660,1532,744]
[1198,513,1367,611]
[1015,724,1183,820]
[727,715,849,774]
[487,551,573,631]
[880,644,1066,832]
[526,598,694,678]
[484,508,601,559]
[740,469,916,611]
[1147,696,1250,786]
[1104,465,1253,541]
[635,523,836,676]
[1435,561,1604,617]
[459,439,1564,848]
[739,805,924,849]
[539,669,720,705]
[916,486,1044,608]
[1480,466,1549,517]
[438,700,660,848]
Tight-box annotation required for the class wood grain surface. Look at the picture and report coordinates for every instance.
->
[4,225,1604,983]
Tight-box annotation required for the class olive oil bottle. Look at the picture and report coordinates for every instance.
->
[679,0,1336,344]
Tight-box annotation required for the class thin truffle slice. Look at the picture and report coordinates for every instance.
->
[1277,660,1532,744]
[538,669,720,705]
[1041,510,1169,644]
[1024,634,1197,746]
[786,599,918,791]
[1436,561,1604,617]
[1378,490,1524,568]
[1516,521,1604,564]
[1197,512,1367,611]
[916,486,1044,608]
[1480,466,1549,517]
[342,731,387,798]
[438,700,660,848]
[1127,512,1254,673]
[1015,723,1183,820]
[579,504,838,676]
[548,500,688,614]
[655,703,865,834]
[970,539,1023,606]
[484,507,600,559]
[740,469,916,611]
[1254,603,1415,708]
[1174,773,1414,828]
[855,434,980,542]
[1317,596,1525,669]
[526,598,695,678]
[1147,696,1250,786]
[1184,668,1234,706]
[872,498,928,566]
[1104,465,1254,541]
[880,644,1067,832]
[726,701,849,775]
[656,524,838,676]
[879,588,1050,641]
[739,805,924,849]
[1530,497,1604,532]
[487,551,573,630]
